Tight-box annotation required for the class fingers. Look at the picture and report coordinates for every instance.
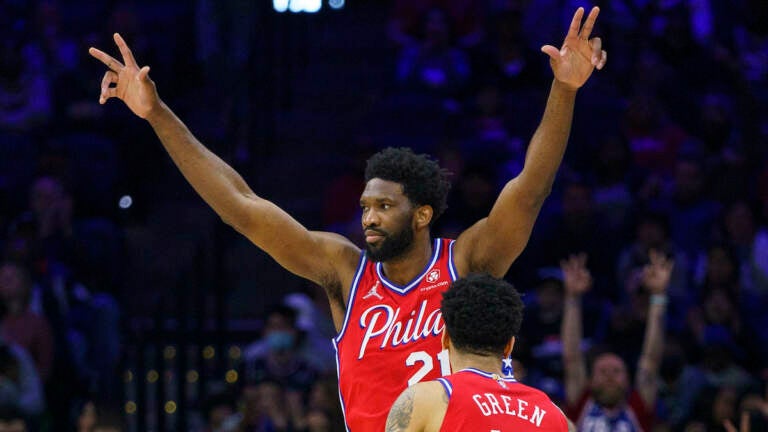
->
[100,70,118,104]
[566,7,585,39]
[724,419,737,432]
[138,65,151,82]
[579,6,600,40]
[88,47,124,72]
[741,411,750,432]
[114,33,138,67]
[597,50,607,70]
[590,37,602,65]
[541,44,566,61]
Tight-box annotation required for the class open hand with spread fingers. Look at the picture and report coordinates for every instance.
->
[88,33,160,119]
[542,6,607,91]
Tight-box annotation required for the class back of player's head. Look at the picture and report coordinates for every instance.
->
[364,147,451,225]
[441,273,524,357]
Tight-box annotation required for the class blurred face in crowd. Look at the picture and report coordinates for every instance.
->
[562,183,592,222]
[636,219,666,250]
[424,8,449,46]
[673,160,703,203]
[590,353,629,408]
[703,289,734,325]
[706,247,736,287]
[0,263,29,308]
[0,420,26,432]
[208,403,233,430]
[725,202,756,245]
[30,176,65,216]
[536,279,563,319]
[77,401,97,432]
[712,387,737,424]
[264,311,298,353]
[360,179,416,262]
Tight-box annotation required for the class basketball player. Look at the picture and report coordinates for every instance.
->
[386,273,570,432]
[88,7,606,431]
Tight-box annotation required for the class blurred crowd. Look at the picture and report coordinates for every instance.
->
[1,0,767,431]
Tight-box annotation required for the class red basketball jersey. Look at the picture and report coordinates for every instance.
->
[437,369,569,432]
[334,238,458,431]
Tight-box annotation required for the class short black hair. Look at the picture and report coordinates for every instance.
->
[441,273,524,357]
[364,147,451,225]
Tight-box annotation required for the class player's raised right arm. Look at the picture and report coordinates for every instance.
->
[89,34,358,285]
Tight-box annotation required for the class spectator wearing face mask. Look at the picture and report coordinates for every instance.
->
[240,304,319,430]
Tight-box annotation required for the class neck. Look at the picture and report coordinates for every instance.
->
[380,235,433,286]
[451,351,505,376]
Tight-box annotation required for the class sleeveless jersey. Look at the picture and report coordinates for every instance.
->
[333,238,459,431]
[437,369,569,432]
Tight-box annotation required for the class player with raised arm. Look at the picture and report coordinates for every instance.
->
[88,7,606,431]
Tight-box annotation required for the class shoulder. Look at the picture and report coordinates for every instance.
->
[310,231,362,282]
[387,381,449,432]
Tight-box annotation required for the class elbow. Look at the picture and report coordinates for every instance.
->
[517,178,552,209]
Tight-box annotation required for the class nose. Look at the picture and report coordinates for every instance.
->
[362,208,380,228]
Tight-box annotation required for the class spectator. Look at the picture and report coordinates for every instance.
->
[200,392,236,432]
[560,251,672,431]
[0,262,53,381]
[0,406,27,432]
[396,7,471,96]
[0,340,44,419]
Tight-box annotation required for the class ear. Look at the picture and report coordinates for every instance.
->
[503,336,515,358]
[414,205,434,229]
[441,330,451,350]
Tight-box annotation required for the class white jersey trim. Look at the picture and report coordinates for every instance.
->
[333,252,367,344]
[460,368,518,383]
[437,377,453,398]
[448,239,458,280]
[331,338,352,432]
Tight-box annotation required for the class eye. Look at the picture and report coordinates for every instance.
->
[381,203,391,210]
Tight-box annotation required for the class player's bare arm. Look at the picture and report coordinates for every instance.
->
[386,382,447,432]
[88,34,361,305]
[635,250,673,408]
[454,7,607,277]
[387,386,417,432]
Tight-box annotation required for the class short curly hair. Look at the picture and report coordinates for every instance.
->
[364,147,451,226]
[441,273,524,357]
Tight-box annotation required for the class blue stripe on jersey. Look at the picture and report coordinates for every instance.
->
[334,252,367,343]
[376,238,442,294]
[437,377,453,398]
[448,239,458,280]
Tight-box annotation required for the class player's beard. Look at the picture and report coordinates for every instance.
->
[365,224,414,262]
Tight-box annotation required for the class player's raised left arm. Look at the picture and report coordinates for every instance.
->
[454,7,606,277]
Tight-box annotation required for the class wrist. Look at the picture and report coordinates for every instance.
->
[565,295,582,306]
[650,293,668,306]
[144,99,166,123]
[552,78,580,94]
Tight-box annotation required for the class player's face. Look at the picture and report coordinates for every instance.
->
[360,178,416,262]
[590,353,629,408]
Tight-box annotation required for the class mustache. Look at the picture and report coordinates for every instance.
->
[364,227,387,236]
